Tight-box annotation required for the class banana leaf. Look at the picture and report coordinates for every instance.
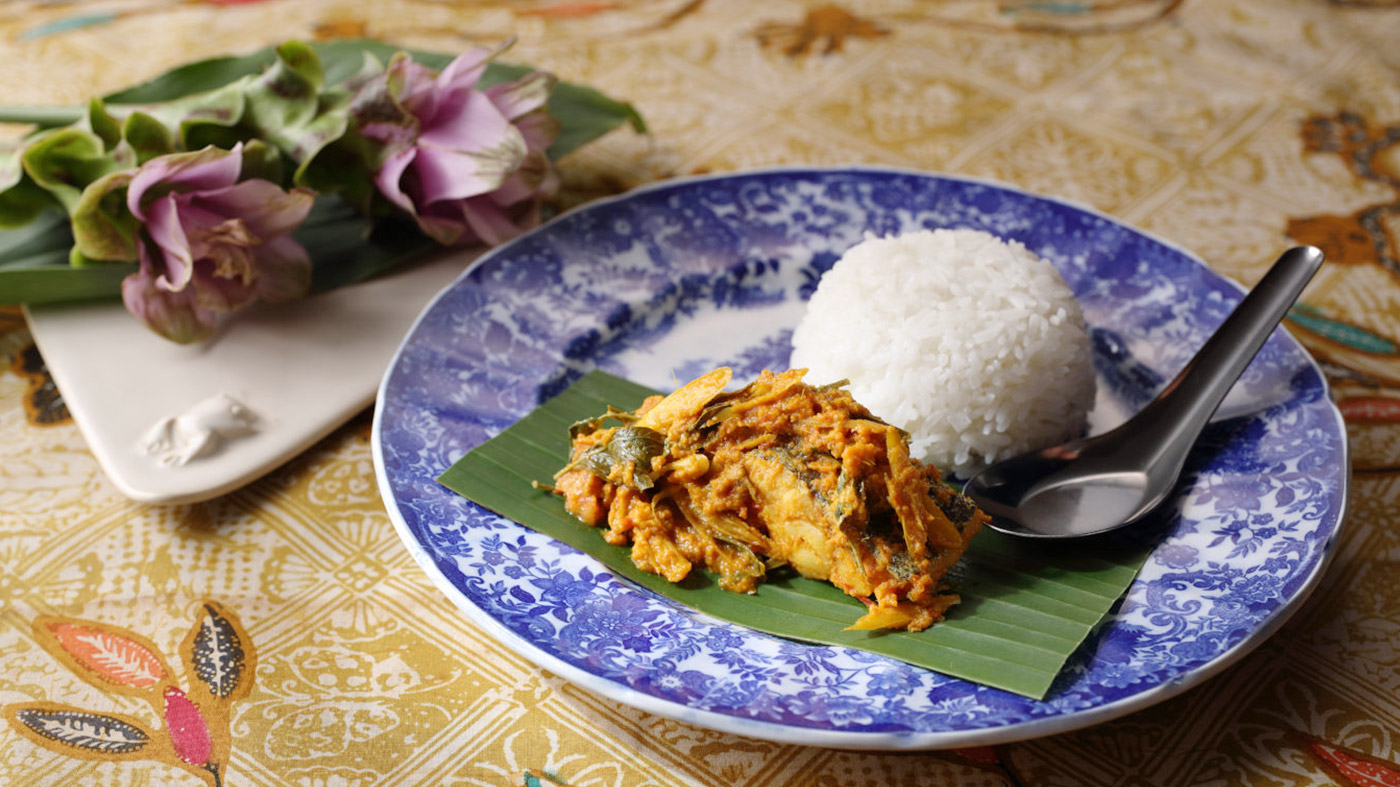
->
[438,370,1154,700]
[0,200,435,305]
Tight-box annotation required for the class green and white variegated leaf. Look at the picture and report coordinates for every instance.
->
[9,705,151,755]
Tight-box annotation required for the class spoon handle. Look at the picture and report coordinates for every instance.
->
[1133,245,1324,461]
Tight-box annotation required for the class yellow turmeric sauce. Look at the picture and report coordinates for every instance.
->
[551,367,987,631]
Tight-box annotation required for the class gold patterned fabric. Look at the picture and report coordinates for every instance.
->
[3,1,1400,784]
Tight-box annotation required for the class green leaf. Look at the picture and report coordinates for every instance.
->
[96,39,642,161]
[0,151,56,228]
[119,112,176,164]
[484,63,647,159]
[0,210,71,262]
[20,127,125,214]
[0,39,643,171]
[0,39,642,308]
[146,80,250,150]
[296,200,436,294]
[85,99,122,150]
[438,370,1153,700]
[100,52,280,106]
[0,262,133,304]
[291,127,376,207]
[92,39,396,107]
[69,170,138,262]
[0,195,438,306]
[236,138,284,184]
[0,212,133,306]
[244,41,331,156]
[314,39,434,81]
[0,210,133,304]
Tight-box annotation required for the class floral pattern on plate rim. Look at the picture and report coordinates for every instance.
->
[372,167,1347,749]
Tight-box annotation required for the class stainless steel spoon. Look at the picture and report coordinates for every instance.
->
[963,245,1325,540]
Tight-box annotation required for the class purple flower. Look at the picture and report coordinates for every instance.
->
[119,145,315,342]
[358,47,560,247]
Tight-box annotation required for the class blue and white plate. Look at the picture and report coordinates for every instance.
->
[372,168,1348,749]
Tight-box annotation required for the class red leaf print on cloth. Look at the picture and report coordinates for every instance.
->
[42,621,169,690]
[1310,740,1400,786]
[162,687,213,766]
[1338,396,1400,423]
[6,601,256,786]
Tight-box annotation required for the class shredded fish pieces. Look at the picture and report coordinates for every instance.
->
[551,366,988,631]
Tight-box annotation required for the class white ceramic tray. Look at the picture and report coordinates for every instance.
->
[27,251,474,504]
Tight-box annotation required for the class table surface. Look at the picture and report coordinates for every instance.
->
[3,1,1399,785]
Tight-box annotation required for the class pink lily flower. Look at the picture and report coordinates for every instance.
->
[359,48,561,247]
[121,145,315,343]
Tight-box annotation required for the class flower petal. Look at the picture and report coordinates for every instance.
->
[435,48,495,96]
[484,71,555,121]
[374,149,418,214]
[144,196,194,291]
[365,44,556,250]
[194,181,315,241]
[251,236,312,304]
[186,238,263,312]
[419,88,521,156]
[126,146,241,220]
[412,208,468,246]
[410,141,520,205]
[510,107,562,155]
[169,198,239,264]
[390,57,447,119]
[489,150,556,206]
[122,264,215,343]
[457,195,528,246]
[194,285,255,314]
[352,66,420,148]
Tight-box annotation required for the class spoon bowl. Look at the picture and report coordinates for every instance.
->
[964,245,1325,539]
[966,449,1159,539]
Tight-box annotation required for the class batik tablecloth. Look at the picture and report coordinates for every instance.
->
[2,1,1399,785]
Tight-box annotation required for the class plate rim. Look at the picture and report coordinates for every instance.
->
[371,164,1350,749]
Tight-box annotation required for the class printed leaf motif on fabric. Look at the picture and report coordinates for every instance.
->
[753,5,887,57]
[1285,110,1400,473]
[182,602,251,702]
[163,687,214,765]
[37,617,171,692]
[7,706,152,755]
[4,600,257,786]
[1314,741,1400,787]
[9,342,71,426]
[1293,730,1400,787]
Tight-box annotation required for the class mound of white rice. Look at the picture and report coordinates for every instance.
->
[789,228,1095,477]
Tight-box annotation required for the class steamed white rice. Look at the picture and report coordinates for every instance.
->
[789,228,1095,477]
